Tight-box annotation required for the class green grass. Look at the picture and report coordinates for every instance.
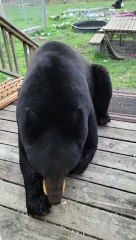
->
[1,1,136,90]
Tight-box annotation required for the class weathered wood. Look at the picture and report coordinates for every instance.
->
[1,166,136,218]
[0,144,18,162]
[0,16,39,49]
[0,131,18,146]
[1,158,136,194]
[2,105,136,131]
[89,33,105,44]
[98,126,136,142]
[0,180,136,240]
[9,33,20,74]
[1,129,136,157]
[23,42,29,68]
[98,137,136,157]
[93,151,136,173]
[3,104,16,112]
[76,164,136,193]
[0,142,136,174]
[0,68,21,78]
[0,110,16,121]
[0,119,17,132]
[0,206,91,240]
[0,40,6,69]
[3,118,136,142]
[0,15,38,78]
[1,28,13,71]
[107,120,136,131]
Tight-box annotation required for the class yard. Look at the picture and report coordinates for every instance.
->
[1,0,136,90]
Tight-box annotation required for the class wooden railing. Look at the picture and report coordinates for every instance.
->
[0,16,39,78]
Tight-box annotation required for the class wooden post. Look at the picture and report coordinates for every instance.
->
[41,0,48,28]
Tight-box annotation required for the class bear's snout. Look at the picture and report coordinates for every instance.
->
[43,177,66,205]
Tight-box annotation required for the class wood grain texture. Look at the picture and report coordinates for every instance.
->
[1,118,136,143]
[0,206,92,240]
[93,151,136,173]
[1,159,136,218]
[0,110,16,121]
[98,137,136,157]
[0,142,135,173]
[0,180,136,240]
[98,126,136,142]
[1,158,136,193]
[75,164,136,193]
[1,130,136,157]
[1,108,136,131]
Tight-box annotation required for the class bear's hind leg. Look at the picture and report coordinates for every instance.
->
[92,64,112,126]
[18,133,51,216]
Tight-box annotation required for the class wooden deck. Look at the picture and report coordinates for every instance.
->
[0,103,136,240]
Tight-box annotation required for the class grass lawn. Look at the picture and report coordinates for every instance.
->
[1,1,136,90]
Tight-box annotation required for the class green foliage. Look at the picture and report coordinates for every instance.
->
[2,1,136,90]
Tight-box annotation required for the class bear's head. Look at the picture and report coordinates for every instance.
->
[20,101,89,205]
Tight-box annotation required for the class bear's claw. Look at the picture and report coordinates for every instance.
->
[26,193,52,216]
[97,114,111,126]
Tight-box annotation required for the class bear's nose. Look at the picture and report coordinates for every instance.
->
[43,177,66,205]
[48,192,62,205]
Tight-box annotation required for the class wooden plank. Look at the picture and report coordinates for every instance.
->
[3,104,16,111]
[1,28,13,72]
[98,137,136,156]
[1,119,136,142]
[110,112,136,124]
[1,129,136,157]
[0,119,17,132]
[0,68,21,78]
[77,164,136,193]
[90,33,104,44]
[1,168,136,219]
[1,158,136,194]
[129,18,136,31]
[107,120,136,131]
[2,105,136,131]
[0,131,18,146]
[0,40,6,69]
[9,33,20,74]
[0,110,16,121]
[65,178,136,218]
[23,42,29,68]
[0,206,91,240]
[0,180,136,240]
[98,126,136,142]
[0,143,18,162]
[93,150,136,173]
[0,142,136,174]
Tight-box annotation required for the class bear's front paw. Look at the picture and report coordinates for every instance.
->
[97,113,111,126]
[26,193,52,216]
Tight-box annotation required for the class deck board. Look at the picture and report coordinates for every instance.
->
[0,103,136,240]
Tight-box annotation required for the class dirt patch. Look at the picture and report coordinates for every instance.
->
[113,45,136,59]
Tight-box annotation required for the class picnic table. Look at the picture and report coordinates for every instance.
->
[103,15,136,45]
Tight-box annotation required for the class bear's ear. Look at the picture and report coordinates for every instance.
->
[24,107,40,140]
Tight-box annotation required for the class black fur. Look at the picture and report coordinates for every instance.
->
[112,0,122,9]
[16,41,112,216]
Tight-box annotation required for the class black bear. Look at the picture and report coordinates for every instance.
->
[16,41,112,216]
[112,0,122,9]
